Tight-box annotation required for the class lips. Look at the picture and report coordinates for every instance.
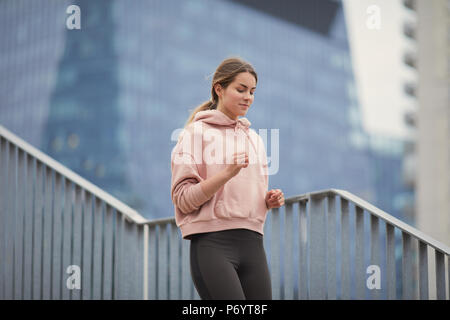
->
[240,104,249,108]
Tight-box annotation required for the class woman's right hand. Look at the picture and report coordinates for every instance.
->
[224,151,249,179]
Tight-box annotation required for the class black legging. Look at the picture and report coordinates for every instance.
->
[189,228,272,300]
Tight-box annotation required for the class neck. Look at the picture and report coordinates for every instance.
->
[217,105,238,121]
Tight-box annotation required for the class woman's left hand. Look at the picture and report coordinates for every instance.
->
[265,189,285,209]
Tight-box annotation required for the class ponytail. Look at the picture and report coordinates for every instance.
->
[183,99,217,129]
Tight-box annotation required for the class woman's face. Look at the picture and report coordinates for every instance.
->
[215,72,256,120]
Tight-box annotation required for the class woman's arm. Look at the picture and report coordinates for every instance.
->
[171,151,249,214]
[199,151,248,199]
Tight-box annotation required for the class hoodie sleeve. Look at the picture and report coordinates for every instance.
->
[171,151,210,215]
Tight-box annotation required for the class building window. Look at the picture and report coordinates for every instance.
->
[82,158,94,171]
[403,22,415,40]
[95,164,106,178]
[51,136,64,152]
[404,111,416,127]
[404,82,416,97]
[67,133,80,149]
[403,0,415,10]
[403,51,416,69]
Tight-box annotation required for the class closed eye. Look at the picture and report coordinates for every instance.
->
[238,89,255,95]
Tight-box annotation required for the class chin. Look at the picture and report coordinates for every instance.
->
[238,108,248,115]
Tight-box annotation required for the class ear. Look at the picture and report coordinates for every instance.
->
[214,83,222,98]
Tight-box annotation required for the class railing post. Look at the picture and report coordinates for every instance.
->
[283,203,294,299]
[42,166,53,300]
[23,154,35,300]
[355,206,365,299]
[418,241,429,299]
[143,224,149,300]
[370,215,380,300]
[169,223,180,299]
[340,198,351,299]
[158,224,168,299]
[448,256,450,300]
[309,194,326,299]
[0,137,4,300]
[81,192,93,300]
[15,148,25,300]
[402,232,414,299]
[91,197,103,299]
[385,224,396,299]
[181,235,191,299]
[435,250,446,300]
[148,224,157,300]
[112,208,121,300]
[270,207,281,299]
[70,184,83,300]
[135,225,144,300]
[298,200,308,300]
[33,160,44,300]
[326,195,336,300]
[6,142,15,300]
[102,204,115,300]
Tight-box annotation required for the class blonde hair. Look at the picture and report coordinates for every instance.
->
[183,56,258,128]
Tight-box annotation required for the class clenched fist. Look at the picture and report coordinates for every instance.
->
[265,189,285,209]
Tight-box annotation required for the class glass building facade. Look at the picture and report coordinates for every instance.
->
[0,0,411,225]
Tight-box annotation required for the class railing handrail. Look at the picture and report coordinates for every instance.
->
[141,188,450,256]
[2,123,448,256]
[0,124,147,224]
[286,188,450,256]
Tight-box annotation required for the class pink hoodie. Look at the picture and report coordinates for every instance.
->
[171,109,269,239]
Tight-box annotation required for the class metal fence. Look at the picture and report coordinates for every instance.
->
[1,124,449,300]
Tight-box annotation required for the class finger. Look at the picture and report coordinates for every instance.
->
[272,191,282,199]
[233,153,246,159]
[235,155,248,164]
[235,153,249,160]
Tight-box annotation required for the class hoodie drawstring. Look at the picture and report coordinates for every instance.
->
[235,121,259,158]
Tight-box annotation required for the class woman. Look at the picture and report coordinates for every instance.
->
[170,57,285,300]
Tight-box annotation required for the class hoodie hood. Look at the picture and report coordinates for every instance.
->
[193,109,251,133]
[193,109,257,156]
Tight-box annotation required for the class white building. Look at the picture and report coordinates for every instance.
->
[415,0,450,248]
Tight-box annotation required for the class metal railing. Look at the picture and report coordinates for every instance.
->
[0,125,147,300]
[1,124,449,300]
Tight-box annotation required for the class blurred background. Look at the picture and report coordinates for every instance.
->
[0,0,448,247]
